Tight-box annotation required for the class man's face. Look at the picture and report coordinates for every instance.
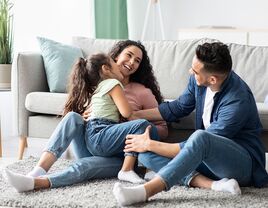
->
[189,56,211,86]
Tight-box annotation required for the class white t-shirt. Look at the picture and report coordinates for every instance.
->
[202,87,217,129]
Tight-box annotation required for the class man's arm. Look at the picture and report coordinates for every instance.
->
[124,126,180,158]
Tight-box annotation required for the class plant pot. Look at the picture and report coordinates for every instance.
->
[0,64,11,90]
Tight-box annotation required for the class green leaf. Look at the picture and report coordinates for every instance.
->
[0,0,14,64]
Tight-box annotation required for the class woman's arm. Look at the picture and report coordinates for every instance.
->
[131,108,163,121]
[124,126,180,158]
[137,87,168,139]
[109,85,132,118]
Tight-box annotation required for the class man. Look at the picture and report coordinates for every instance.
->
[113,42,268,206]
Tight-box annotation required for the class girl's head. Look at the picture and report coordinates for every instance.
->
[63,53,122,115]
[109,40,163,104]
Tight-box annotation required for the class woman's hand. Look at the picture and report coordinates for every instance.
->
[128,111,140,120]
[124,126,152,153]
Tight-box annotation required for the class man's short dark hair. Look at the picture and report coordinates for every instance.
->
[196,42,232,74]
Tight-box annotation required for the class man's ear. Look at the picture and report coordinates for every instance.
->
[209,75,217,85]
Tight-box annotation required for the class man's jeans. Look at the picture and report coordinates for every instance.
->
[44,112,159,188]
[139,129,253,189]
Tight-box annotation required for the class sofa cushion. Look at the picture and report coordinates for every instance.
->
[228,43,268,102]
[25,92,67,115]
[37,37,83,93]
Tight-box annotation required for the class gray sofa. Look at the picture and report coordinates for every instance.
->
[12,37,268,159]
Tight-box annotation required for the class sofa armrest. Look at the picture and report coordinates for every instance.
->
[12,52,49,137]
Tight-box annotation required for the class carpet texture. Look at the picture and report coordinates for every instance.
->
[0,157,268,208]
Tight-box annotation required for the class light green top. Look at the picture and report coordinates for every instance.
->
[89,79,123,122]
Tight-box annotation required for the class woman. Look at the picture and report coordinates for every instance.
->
[5,40,168,192]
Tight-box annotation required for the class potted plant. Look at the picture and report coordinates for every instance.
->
[0,0,13,89]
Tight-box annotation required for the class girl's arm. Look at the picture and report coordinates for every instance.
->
[109,85,132,118]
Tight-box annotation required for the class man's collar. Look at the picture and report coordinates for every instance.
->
[218,71,232,93]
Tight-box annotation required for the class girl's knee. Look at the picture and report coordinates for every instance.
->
[150,124,160,141]
[135,119,150,131]
[138,119,150,127]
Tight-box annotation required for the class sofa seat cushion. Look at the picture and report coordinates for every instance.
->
[25,92,67,115]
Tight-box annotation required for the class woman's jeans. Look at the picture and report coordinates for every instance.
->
[139,129,253,189]
[44,112,159,188]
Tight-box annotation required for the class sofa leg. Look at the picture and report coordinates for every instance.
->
[18,136,27,160]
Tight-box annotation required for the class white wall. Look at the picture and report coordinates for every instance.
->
[13,0,94,52]
[127,0,268,40]
[13,0,268,47]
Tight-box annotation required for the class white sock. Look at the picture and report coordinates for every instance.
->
[27,166,47,177]
[144,170,156,181]
[113,182,147,206]
[211,178,241,195]
[4,169,34,192]
[118,170,145,184]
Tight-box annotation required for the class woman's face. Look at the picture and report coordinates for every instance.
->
[109,58,124,81]
[115,46,143,78]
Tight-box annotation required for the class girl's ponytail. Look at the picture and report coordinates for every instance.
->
[63,54,111,116]
[64,57,93,116]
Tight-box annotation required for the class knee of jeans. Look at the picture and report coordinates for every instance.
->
[140,119,150,128]
[65,112,84,126]
[186,129,211,147]
[150,124,160,141]
[135,119,150,132]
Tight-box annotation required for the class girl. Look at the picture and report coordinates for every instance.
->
[64,53,151,183]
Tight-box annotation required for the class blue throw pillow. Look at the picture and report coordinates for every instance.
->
[37,37,83,92]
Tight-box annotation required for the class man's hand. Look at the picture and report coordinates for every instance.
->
[124,125,152,153]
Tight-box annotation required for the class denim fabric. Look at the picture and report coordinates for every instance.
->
[85,118,159,157]
[45,112,89,159]
[45,112,160,188]
[48,156,124,188]
[139,130,253,189]
[158,71,268,187]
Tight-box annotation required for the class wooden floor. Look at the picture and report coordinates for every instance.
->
[0,136,73,172]
[1,136,47,159]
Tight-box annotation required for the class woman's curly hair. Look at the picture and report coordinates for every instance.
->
[109,40,163,104]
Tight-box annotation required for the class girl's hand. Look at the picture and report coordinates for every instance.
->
[124,126,152,153]
[82,107,92,121]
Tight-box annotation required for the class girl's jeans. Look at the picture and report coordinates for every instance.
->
[44,112,159,188]
[138,129,253,189]
[85,118,156,157]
